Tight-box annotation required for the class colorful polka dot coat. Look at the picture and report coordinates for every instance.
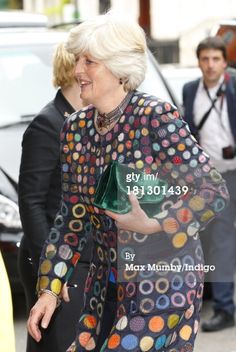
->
[38,91,229,351]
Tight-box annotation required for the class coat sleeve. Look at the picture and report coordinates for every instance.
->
[18,111,61,270]
[149,102,229,247]
[37,113,91,296]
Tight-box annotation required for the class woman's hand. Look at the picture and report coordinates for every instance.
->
[61,282,70,302]
[27,292,57,342]
[105,193,162,235]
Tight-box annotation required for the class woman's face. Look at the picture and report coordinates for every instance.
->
[75,53,120,106]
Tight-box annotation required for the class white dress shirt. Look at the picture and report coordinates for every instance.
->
[193,75,236,172]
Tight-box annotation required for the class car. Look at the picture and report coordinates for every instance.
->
[160,63,236,109]
[0,168,22,292]
[160,64,202,106]
[0,10,48,28]
[0,24,178,293]
[0,27,68,293]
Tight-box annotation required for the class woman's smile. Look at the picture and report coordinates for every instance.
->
[79,79,92,93]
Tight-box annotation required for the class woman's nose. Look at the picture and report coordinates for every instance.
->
[75,58,84,75]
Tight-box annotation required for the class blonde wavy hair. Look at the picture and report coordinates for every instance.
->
[52,42,76,88]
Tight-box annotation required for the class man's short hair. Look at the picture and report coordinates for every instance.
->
[196,36,227,60]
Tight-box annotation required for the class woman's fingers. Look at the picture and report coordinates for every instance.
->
[128,193,140,210]
[27,293,57,341]
[105,194,140,221]
[41,305,56,329]
[27,307,44,342]
[105,209,119,220]
[61,283,70,302]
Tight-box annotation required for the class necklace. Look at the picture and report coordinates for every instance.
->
[96,91,133,131]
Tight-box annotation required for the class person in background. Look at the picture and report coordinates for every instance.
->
[183,36,236,332]
[18,42,91,352]
[0,250,15,352]
[28,14,228,352]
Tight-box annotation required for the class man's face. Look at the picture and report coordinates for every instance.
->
[198,49,227,86]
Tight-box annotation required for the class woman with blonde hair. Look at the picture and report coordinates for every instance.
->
[28,14,228,351]
[18,42,91,352]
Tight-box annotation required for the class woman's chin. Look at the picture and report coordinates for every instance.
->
[81,92,93,104]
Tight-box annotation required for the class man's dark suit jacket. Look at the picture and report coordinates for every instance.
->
[182,74,236,141]
[19,89,91,270]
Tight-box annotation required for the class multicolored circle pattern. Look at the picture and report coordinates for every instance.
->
[38,91,228,351]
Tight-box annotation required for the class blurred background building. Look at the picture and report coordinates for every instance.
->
[1,0,236,66]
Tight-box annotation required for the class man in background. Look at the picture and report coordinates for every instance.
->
[183,36,236,332]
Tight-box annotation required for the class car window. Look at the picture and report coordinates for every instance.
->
[160,66,201,105]
[0,44,176,128]
[0,11,48,28]
[0,45,56,127]
[140,53,174,103]
[0,31,178,181]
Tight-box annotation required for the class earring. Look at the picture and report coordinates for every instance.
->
[119,78,123,85]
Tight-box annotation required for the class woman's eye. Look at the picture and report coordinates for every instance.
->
[86,59,93,64]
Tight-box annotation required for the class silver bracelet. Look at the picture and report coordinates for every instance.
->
[38,289,61,308]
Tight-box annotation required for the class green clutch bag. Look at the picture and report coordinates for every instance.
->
[93,161,168,217]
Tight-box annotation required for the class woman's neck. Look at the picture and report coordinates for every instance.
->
[61,82,84,111]
[95,88,127,115]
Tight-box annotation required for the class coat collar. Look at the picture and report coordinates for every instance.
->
[54,89,75,118]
